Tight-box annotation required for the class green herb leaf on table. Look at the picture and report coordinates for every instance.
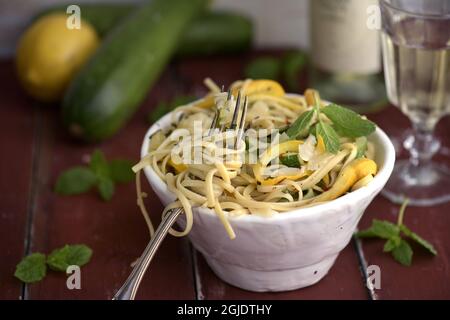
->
[321,104,376,138]
[400,225,438,256]
[55,167,97,195]
[14,253,47,283]
[15,244,93,283]
[392,240,413,266]
[244,57,281,80]
[54,149,134,201]
[286,110,315,139]
[383,236,401,252]
[356,220,400,239]
[90,149,110,178]
[356,199,437,266]
[98,177,115,201]
[47,244,93,272]
[316,122,340,154]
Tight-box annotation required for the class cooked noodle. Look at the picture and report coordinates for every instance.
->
[133,79,376,240]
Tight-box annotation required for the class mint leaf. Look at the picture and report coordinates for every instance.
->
[383,236,401,252]
[355,136,368,158]
[90,150,109,178]
[244,57,281,80]
[286,110,315,139]
[98,178,115,201]
[47,244,93,272]
[357,199,437,267]
[356,220,400,240]
[14,253,47,283]
[355,229,378,238]
[369,220,400,239]
[316,122,340,154]
[55,167,97,195]
[309,123,318,137]
[322,104,376,138]
[109,160,134,183]
[55,150,135,201]
[400,225,437,256]
[392,240,413,266]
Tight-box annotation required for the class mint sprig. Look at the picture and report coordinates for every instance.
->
[322,104,376,138]
[55,150,134,201]
[286,92,375,154]
[356,199,437,266]
[15,244,92,284]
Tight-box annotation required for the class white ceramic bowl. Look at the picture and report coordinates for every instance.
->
[141,97,396,292]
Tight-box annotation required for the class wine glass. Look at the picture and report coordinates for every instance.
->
[380,0,450,206]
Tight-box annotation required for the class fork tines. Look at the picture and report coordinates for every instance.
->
[229,91,241,131]
[208,88,247,149]
[235,96,248,149]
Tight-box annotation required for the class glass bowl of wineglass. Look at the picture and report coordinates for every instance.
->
[380,0,450,206]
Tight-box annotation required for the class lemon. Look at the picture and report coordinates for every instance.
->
[16,14,99,102]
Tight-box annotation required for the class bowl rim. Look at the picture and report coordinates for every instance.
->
[141,94,396,224]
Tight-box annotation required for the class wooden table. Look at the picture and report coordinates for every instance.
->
[1,52,449,300]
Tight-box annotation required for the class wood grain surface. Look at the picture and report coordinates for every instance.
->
[0,51,449,300]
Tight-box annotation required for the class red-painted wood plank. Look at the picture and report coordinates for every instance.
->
[4,49,449,300]
[0,60,37,299]
[358,106,450,300]
[194,244,368,300]
[25,69,195,299]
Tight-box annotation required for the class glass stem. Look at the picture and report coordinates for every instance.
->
[406,123,440,167]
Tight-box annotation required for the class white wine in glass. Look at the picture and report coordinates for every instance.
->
[380,0,450,206]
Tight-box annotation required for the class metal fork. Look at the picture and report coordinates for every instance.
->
[113,90,248,300]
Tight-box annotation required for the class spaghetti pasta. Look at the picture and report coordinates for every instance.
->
[133,79,377,240]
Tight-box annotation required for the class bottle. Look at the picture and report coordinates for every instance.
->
[310,0,386,113]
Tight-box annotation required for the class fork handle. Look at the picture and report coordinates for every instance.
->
[112,208,183,300]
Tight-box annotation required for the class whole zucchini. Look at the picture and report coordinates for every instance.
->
[62,0,208,142]
[36,4,253,56]
[178,12,252,56]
